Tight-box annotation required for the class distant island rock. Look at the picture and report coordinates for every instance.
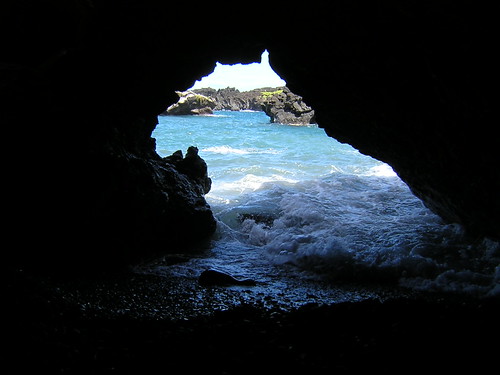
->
[163,91,216,115]
[193,86,316,125]
[192,87,272,112]
[259,87,316,125]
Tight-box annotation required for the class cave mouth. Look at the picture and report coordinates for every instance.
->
[150,92,499,303]
[144,49,500,301]
[4,2,499,372]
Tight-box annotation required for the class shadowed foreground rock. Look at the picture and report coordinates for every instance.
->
[199,269,257,286]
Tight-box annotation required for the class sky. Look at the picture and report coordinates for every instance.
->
[190,50,286,91]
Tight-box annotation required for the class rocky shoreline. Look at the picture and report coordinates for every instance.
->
[164,87,316,125]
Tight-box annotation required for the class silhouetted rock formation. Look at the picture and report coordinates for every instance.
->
[165,146,212,194]
[198,269,257,286]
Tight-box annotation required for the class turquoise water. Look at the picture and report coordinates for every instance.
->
[154,111,395,202]
[150,111,499,299]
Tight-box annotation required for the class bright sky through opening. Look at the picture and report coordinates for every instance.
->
[190,50,286,91]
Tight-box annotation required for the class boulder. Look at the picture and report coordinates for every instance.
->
[164,146,212,194]
[164,91,216,115]
[260,87,316,125]
[198,269,257,286]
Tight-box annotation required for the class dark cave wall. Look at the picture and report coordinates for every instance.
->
[1,1,498,271]
[266,2,499,237]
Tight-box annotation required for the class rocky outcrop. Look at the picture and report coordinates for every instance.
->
[193,87,274,111]
[260,87,316,125]
[194,87,316,125]
[164,146,212,194]
[163,91,216,115]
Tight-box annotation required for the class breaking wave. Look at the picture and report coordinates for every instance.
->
[202,145,279,155]
[224,176,499,297]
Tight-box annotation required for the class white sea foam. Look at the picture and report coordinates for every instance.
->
[202,145,279,155]
[203,114,229,118]
[226,176,500,296]
[203,146,253,155]
[207,174,298,199]
[365,163,398,177]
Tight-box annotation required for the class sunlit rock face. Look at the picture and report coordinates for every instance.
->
[2,1,498,272]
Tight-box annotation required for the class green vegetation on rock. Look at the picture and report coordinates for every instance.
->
[260,89,283,98]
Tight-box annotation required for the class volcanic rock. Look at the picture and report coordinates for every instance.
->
[194,87,316,125]
[198,269,257,286]
[165,146,212,194]
[260,87,316,125]
[193,87,273,111]
[164,91,216,115]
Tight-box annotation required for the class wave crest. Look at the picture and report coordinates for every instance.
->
[202,145,279,155]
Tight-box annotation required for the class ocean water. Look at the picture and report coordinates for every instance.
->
[149,111,499,304]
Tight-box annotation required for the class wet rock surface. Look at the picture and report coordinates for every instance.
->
[199,269,257,286]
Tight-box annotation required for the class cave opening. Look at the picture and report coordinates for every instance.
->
[145,51,500,303]
[4,3,500,373]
